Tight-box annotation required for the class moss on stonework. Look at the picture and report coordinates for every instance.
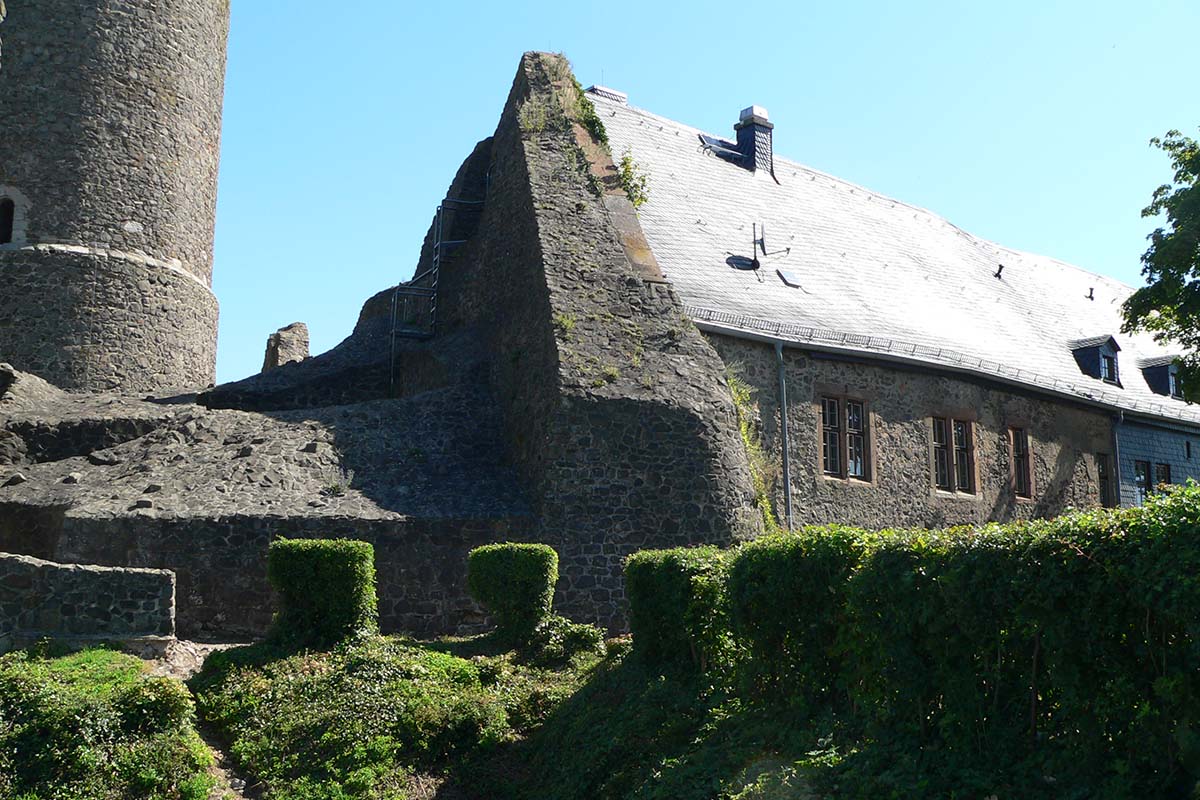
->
[727,369,783,535]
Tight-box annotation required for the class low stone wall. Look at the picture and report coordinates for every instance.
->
[0,552,175,652]
[26,514,530,640]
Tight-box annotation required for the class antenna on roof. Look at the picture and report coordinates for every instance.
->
[1087,287,1095,301]
[994,264,1005,279]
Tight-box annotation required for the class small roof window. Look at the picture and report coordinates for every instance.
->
[1070,336,1121,387]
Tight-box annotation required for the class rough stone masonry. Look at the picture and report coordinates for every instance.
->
[0,48,761,638]
[0,552,174,653]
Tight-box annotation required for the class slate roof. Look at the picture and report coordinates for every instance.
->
[594,92,1200,429]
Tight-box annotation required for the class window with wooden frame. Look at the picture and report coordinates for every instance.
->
[1134,460,1151,505]
[1097,453,1116,508]
[931,417,975,493]
[1169,369,1184,400]
[1155,462,1172,489]
[821,396,869,481]
[1010,427,1032,499]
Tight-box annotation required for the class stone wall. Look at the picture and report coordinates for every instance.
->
[708,334,1112,527]
[431,53,760,627]
[262,323,311,372]
[0,0,228,391]
[0,247,218,393]
[17,514,525,640]
[0,552,174,652]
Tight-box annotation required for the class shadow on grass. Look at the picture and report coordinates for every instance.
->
[437,654,827,800]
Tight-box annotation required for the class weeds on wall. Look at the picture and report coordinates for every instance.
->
[519,96,550,136]
[619,149,651,209]
[570,76,609,148]
[726,368,782,535]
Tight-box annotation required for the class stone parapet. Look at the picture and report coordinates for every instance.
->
[0,552,174,653]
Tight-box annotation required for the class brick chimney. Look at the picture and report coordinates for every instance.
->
[735,105,774,176]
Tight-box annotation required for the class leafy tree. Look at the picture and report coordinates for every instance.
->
[1122,129,1200,401]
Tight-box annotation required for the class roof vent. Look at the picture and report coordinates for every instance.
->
[735,105,774,176]
[586,85,627,104]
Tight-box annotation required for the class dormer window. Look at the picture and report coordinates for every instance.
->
[1101,354,1119,384]
[1070,335,1121,387]
[1140,356,1186,401]
[1170,369,1184,399]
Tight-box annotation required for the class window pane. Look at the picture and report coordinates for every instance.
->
[1156,463,1171,488]
[1012,428,1031,498]
[848,433,864,478]
[823,398,840,430]
[823,430,841,476]
[846,401,863,433]
[1098,454,1114,508]
[1135,460,1150,505]
[932,418,950,489]
[935,447,951,490]
[953,421,972,492]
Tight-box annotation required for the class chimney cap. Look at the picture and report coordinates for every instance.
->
[740,105,769,122]
[737,105,773,130]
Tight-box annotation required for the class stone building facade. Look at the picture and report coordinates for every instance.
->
[709,336,1111,528]
[2,47,1198,642]
[0,0,229,392]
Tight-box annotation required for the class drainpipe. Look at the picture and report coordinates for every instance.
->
[775,341,794,530]
[1111,410,1124,507]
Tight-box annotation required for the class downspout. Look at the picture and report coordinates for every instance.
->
[775,341,794,530]
[1111,410,1124,507]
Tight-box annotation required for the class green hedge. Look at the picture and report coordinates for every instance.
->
[838,495,1200,795]
[629,484,1200,795]
[467,543,558,642]
[267,538,378,648]
[624,546,730,672]
[727,526,866,700]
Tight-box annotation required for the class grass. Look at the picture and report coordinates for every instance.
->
[0,645,215,800]
[190,630,607,800]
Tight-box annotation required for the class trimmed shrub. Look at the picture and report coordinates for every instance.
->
[267,538,378,648]
[727,526,867,700]
[625,546,730,672]
[115,675,196,734]
[523,614,606,668]
[467,543,558,642]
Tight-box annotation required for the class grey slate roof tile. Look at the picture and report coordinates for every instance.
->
[595,93,1200,428]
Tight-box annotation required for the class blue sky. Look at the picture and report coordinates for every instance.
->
[211,0,1199,383]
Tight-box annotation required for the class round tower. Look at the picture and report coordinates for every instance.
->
[0,0,229,393]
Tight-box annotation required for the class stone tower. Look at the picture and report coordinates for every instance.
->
[0,0,229,393]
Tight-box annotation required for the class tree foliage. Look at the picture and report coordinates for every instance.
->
[1122,129,1200,400]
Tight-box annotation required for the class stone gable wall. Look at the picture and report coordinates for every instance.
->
[430,53,760,627]
[0,552,174,652]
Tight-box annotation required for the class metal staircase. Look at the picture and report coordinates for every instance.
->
[388,196,484,394]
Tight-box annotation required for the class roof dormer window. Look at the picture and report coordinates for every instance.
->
[1101,353,1119,384]
[1139,356,1186,401]
[1070,335,1121,387]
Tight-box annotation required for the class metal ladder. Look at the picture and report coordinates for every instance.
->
[388,197,484,394]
